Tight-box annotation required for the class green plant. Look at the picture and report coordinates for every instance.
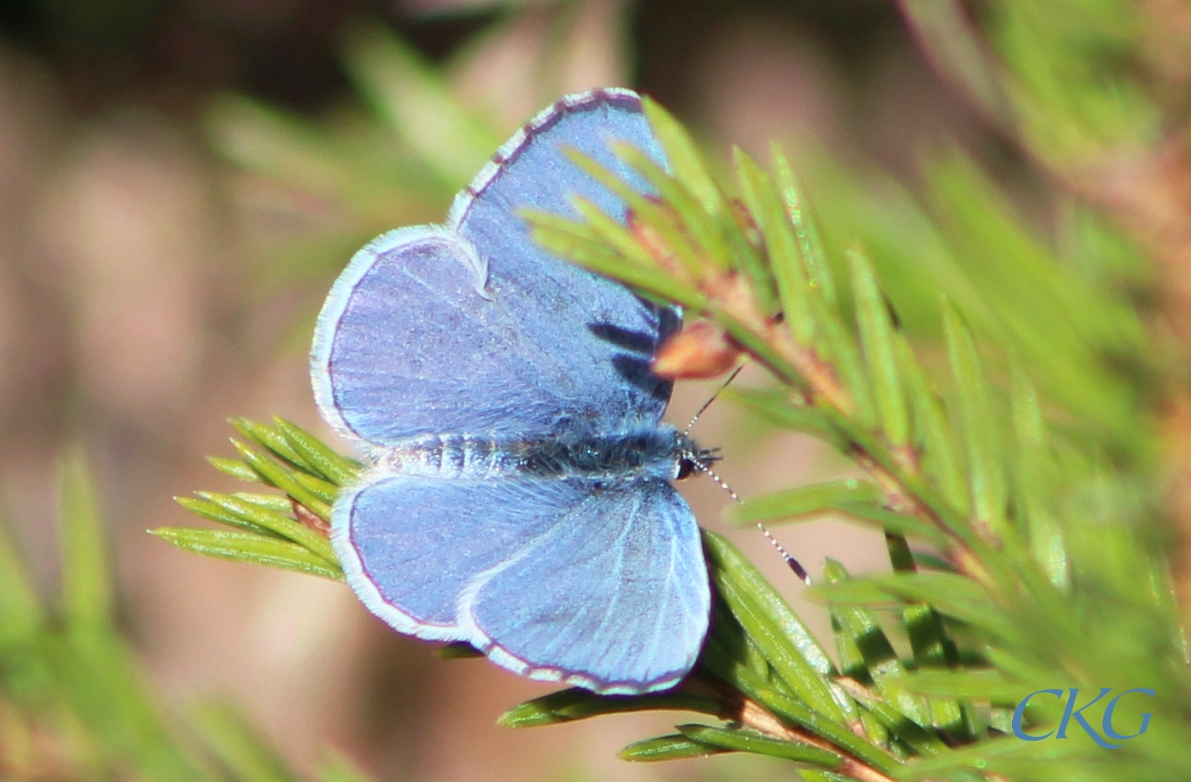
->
[0,451,375,781]
[160,98,1179,782]
[162,4,1191,780]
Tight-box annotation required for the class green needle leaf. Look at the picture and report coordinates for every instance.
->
[207,456,264,484]
[59,448,113,629]
[175,496,282,538]
[677,724,843,767]
[833,679,949,757]
[150,528,343,581]
[609,139,732,275]
[732,479,882,523]
[231,417,315,473]
[735,147,813,342]
[821,561,931,730]
[703,531,847,723]
[943,300,1007,537]
[524,210,703,307]
[274,417,362,487]
[815,295,876,426]
[903,670,1032,701]
[232,440,333,520]
[292,471,338,506]
[849,247,910,448]
[641,97,725,216]
[724,387,846,449]
[894,334,969,519]
[772,146,836,304]
[821,571,1015,641]
[619,734,729,762]
[233,493,295,513]
[568,194,659,269]
[498,687,720,728]
[191,492,337,565]
[1010,367,1068,588]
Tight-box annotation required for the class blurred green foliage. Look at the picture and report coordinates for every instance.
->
[6,1,1191,780]
[164,4,1191,778]
[513,87,1187,779]
[0,451,375,781]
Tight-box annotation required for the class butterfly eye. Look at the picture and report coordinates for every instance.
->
[675,458,697,480]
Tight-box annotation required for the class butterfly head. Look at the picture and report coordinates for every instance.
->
[674,432,721,481]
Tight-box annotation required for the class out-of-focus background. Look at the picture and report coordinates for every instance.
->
[0,1,1012,779]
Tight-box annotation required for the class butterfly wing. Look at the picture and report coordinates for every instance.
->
[335,473,709,694]
[467,479,710,693]
[312,89,677,448]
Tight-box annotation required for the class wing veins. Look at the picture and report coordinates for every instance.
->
[388,241,592,403]
[582,490,644,672]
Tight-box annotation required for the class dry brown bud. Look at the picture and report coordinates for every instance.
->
[652,320,743,379]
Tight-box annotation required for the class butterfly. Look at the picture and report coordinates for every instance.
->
[310,88,713,694]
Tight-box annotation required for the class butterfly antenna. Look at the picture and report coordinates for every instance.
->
[686,365,745,433]
[695,461,812,585]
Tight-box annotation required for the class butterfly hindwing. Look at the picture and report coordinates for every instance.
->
[334,473,562,639]
[468,478,709,693]
[335,471,708,694]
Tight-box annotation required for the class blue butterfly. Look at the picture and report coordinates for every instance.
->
[311,88,712,694]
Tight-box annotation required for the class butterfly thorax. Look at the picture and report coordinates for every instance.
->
[379,425,714,482]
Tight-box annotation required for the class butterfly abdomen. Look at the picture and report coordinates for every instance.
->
[381,426,691,482]
[381,434,518,479]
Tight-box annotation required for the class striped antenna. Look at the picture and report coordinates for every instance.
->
[686,365,745,433]
[695,461,812,586]
[685,365,811,584]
